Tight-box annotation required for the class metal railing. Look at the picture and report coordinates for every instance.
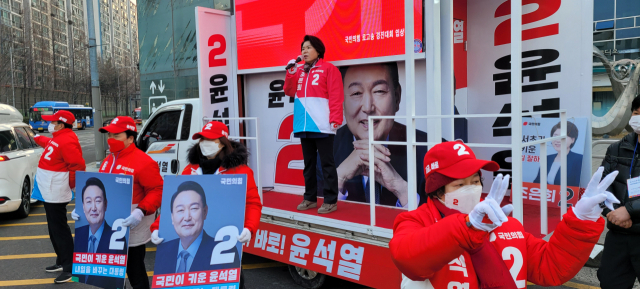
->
[368,110,569,236]
[203,117,262,201]
[592,139,617,160]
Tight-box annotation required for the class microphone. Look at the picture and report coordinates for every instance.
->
[286,56,302,70]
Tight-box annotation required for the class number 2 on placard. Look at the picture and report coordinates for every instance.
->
[208,34,227,67]
[109,219,127,250]
[502,247,526,288]
[210,226,239,265]
[453,144,470,156]
[44,146,54,160]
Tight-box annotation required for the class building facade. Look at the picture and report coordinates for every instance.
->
[593,0,640,117]
[136,0,231,119]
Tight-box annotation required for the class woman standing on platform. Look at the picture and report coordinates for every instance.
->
[283,35,344,214]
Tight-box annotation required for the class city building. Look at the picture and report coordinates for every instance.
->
[136,0,231,119]
[593,0,640,117]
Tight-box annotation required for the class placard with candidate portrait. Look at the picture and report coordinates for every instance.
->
[72,172,133,289]
[152,175,247,289]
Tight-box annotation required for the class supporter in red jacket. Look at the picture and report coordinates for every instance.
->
[32,110,85,284]
[149,121,262,289]
[284,35,344,214]
[73,116,162,289]
[390,141,619,289]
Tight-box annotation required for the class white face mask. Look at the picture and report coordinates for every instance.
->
[199,140,222,158]
[443,185,483,214]
[629,115,640,134]
[48,123,58,133]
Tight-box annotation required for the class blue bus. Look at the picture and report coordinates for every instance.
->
[29,101,94,132]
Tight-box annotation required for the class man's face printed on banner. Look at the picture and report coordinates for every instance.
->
[83,185,107,228]
[171,190,209,241]
[343,64,401,141]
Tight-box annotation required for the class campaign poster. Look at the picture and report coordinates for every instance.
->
[519,117,587,208]
[152,175,247,289]
[72,172,133,289]
[245,61,432,208]
[235,0,424,70]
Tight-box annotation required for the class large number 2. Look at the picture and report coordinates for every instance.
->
[502,247,526,288]
[311,74,320,86]
[493,0,561,46]
[208,34,227,67]
[210,226,239,265]
[453,143,470,156]
[44,146,54,160]
[109,219,127,250]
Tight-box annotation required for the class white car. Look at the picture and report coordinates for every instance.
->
[0,104,43,218]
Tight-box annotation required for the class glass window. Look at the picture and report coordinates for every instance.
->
[617,18,635,29]
[637,17,640,26]
[23,127,39,147]
[14,127,34,149]
[615,38,640,60]
[616,28,640,39]
[617,0,640,18]
[596,21,614,30]
[594,30,614,41]
[0,130,18,152]
[139,110,181,152]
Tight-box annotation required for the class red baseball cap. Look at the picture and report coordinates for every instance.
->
[99,116,138,133]
[423,141,500,182]
[41,110,75,125]
[192,121,229,140]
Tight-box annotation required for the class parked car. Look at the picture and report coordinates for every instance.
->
[0,104,43,218]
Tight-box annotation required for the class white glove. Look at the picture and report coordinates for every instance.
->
[121,208,144,228]
[71,208,80,221]
[237,228,251,244]
[287,58,298,74]
[151,230,164,245]
[468,174,510,232]
[574,167,620,221]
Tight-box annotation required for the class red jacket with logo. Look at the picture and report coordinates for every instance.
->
[98,144,163,214]
[390,198,604,288]
[34,129,85,202]
[284,58,343,134]
[150,143,263,236]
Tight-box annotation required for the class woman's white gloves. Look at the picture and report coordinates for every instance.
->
[121,208,144,228]
[468,174,512,232]
[71,209,80,221]
[151,230,164,245]
[574,167,619,222]
[237,228,251,244]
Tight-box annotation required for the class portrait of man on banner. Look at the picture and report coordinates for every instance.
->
[73,172,133,289]
[152,175,246,289]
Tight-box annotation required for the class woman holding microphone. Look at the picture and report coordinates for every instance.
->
[284,35,344,214]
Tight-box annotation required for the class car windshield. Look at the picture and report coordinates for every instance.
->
[0,130,18,152]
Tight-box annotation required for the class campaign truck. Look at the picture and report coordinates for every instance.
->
[138,0,594,287]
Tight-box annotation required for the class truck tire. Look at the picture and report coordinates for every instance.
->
[15,177,31,218]
[288,265,325,289]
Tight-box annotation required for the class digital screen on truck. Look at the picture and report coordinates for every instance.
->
[234,0,423,70]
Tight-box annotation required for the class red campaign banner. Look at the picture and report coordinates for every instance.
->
[74,253,127,266]
[152,269,240,288]
[235,0,423,70]
[243,222,401,289]
[520,182,583,208]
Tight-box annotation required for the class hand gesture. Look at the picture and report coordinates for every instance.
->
[574,167,620,222]
[468,174,510,232]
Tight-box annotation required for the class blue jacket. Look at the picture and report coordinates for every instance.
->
[533,151,584,187]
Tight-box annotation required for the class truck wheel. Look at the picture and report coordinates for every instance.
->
[288,265,325,289]
[15,178,31,218]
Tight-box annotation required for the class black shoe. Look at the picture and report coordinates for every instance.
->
[54,272,72,284]
[46,265,63,273]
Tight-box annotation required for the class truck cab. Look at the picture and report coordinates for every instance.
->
[136,99,201,176]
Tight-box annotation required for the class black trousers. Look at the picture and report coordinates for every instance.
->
[300,136,338,204]
[126,244,150,289]
[598,231,640,289]
[43,202,74,273]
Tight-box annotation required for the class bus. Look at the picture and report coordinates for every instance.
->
[29,101,94,132]
[133,107,142,124]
